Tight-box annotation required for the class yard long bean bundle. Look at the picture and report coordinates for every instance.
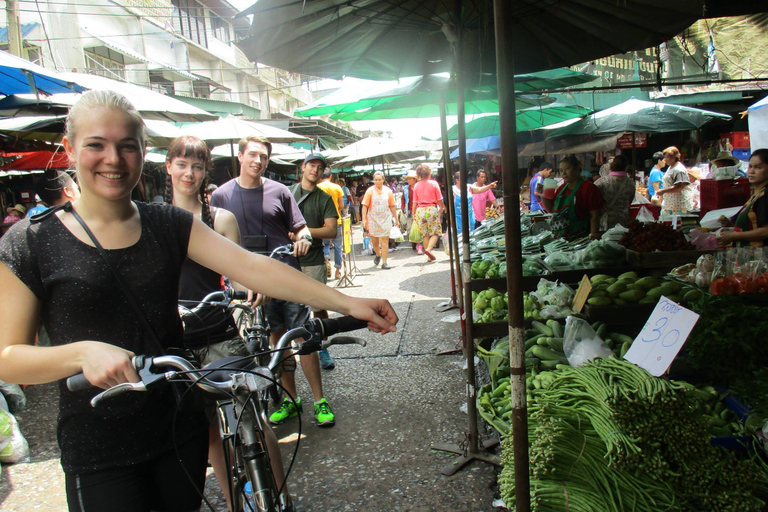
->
[499,358,764,512]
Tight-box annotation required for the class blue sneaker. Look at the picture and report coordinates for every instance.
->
[319,349,336,370]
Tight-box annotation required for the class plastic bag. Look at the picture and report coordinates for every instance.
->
[635,206,656,223]
[0,409,29,464]
[409,221,422,243]
[389,225,404,242]
[562,316,614,367]
[442,232,451,255]
[0,381,25,414]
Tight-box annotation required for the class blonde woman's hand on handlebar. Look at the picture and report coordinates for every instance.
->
[78,341,139,390]
[347,298,399,334]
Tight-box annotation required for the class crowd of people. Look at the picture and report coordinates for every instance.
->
[0,90,398,512]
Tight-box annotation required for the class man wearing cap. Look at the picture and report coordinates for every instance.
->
[211,136,336,428]
[317,167,345,282]
[291,154,340,373]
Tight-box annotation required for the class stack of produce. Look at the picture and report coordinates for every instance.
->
[619,220,694,252]
[497,357,766,512]
[477,319,635,433]
[485,206,500,219]
[473,279,574,323]
[684,295,768,386]
[586,272,702,306]
[577,239,626,268]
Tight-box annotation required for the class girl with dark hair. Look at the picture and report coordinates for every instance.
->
[718,149,768,247]
[165,135,267,511]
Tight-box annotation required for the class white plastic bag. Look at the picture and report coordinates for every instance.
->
[389,225,404,242]
[562,316,614,367]
[0,408,29,464]
[635,206,656,223]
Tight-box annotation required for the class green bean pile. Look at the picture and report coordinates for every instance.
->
[499,358,765,512]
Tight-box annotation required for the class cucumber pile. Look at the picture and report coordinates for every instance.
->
[587,271,704,307]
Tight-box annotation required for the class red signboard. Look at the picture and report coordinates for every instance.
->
[617,133,648,149]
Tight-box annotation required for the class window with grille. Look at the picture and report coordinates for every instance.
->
[84,47,126,80]
[171,0,208,48]
[211,16,230,44]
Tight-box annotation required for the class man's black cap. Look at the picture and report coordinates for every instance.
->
[303,153,327,166]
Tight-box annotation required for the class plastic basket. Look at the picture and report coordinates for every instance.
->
[699,179,751,217]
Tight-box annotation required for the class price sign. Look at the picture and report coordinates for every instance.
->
[572,275,592,313]
[624,296,700,376]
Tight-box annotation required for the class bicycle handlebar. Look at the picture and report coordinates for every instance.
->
[66,315,369,405]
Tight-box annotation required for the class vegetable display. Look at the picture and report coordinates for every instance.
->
[684,295,768,386]
[496,357,766,512]
[586,271,703,306]
[619,220,694,252]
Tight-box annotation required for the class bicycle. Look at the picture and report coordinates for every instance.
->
[66,314,368,512]
[231,243,295,408]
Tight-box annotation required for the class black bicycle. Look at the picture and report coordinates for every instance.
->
[66,315,368,512]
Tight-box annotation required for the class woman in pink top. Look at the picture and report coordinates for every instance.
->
[411,164,446,262]
[471,170,498,229]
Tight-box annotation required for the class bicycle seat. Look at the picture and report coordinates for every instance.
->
[202,356,256,383]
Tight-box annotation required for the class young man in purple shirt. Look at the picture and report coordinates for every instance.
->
[210,135,335,427]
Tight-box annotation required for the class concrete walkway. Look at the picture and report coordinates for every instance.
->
[0,228,500,511]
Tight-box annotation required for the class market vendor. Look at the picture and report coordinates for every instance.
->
[542,155,604,239]
[718,149,768,247]
[654,146,693,214]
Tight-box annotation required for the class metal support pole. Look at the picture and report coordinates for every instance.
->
[431,3,500,475]
[436,94,461,313]
[493,1,531,511]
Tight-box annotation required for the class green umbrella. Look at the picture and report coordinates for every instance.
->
[548,98,731,137]
[294,69,595,119]
[444,104,594,139]
[329,90,552,121]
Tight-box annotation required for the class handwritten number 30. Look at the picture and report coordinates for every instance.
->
[642,317,681,348]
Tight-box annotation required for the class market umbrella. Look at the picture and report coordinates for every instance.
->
[235,0,705,81]
[44,72,215,123]
[330,90,552,122]
[444,104,594,139]
[178,116,310,145]
[325,137,439,167]
[0,50,86,95]
[0,150,69,170]
[294,69,595,119]
[748,95,768,150]
[0,115,185,146]
[548,98,732,137]
[0,94,71,117]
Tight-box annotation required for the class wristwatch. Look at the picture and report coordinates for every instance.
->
[300,234,313,242]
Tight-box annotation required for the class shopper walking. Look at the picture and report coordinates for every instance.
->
[317,170,345,280]
[655,146,693,214]
[411,164,445,262]
[362,171,399,269]
[595,155,635,230]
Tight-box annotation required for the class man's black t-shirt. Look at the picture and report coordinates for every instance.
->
[0,203,207,473]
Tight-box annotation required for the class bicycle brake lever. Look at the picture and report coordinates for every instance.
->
[323,336,367,348]
[91,381,147,407]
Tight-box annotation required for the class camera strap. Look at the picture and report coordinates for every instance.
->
[63,201,166,354]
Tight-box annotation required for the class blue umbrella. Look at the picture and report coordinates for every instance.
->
[0,50,86,95]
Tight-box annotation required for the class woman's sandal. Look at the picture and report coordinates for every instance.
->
[424,249,436,262]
